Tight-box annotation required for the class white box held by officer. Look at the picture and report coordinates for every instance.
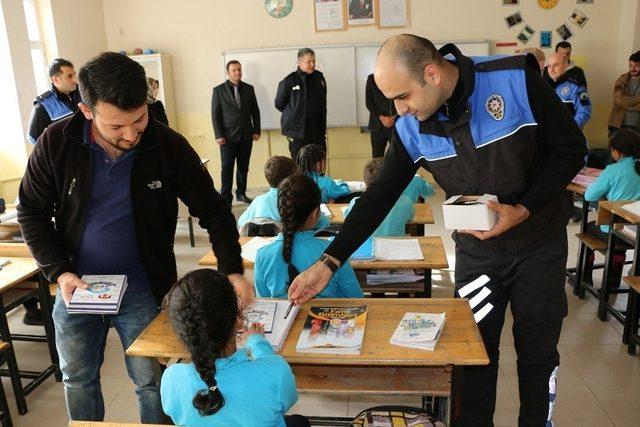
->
[442,194,499,231]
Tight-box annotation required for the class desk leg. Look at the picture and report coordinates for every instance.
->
[627,289,639,355]
[422,269,432,298]
[598,215,618,321]
[0,294,27,415]
[37,276,60,382]
[188,217,195,248]
[572,194,589,297]
[449,365,463,427]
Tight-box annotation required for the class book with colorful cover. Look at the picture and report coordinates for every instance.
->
[295,305,367,354]
[68,275,128,314]
[571,167,602,186]
[389,312,446,351]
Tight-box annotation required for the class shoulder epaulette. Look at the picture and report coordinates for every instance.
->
[474,54,538,74]
[34,90,54,105]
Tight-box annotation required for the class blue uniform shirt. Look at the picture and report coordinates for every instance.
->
[254,230,363,298]
[308,172,350,203]
[237,187,330,230]
[554,79,591,129]
[584,157,640,231]
[345,194,414,237]
[402,175,435,202]
[161,334,297,427]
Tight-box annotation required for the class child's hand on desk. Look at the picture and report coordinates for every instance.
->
[57,272,89,306]
[459,201,530,241]
[237,322,265,347]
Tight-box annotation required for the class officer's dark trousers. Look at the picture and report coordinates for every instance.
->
[220,139,252,204]
[370,127,392,158]
[289,135,326,161]
[453,230,567,427]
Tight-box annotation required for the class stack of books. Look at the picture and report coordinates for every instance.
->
[389,312,446,351]
[68,275,128,314]
[296,305,367,354]
[571,167,602,186]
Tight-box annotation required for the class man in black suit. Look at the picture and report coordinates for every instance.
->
[365,73,397,157]
[349,0,373,19]
[212,60,261,205]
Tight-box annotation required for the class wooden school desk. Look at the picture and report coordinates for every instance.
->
[595,201,640,340]
[326,202,434,236]
[198,236,449,297]
[0,243,60,415]
[0,205,20,242]
[126,298,488,425]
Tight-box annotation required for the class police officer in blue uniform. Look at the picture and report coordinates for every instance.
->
[28,58,80,145]
[289,35,587,426]
[547,52,591,129]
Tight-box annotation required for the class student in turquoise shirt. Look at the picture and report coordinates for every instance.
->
[237,156,330,231]
[161,269,310,427]
[583,129,640,288]
[296,144,351,203]
[345,158,415,237]
[254,175,363,299]
[403,174,435,202]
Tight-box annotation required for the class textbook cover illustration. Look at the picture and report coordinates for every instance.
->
[390,312,446,351]
[243,300,277,333]
[240,299,299,352]
[68,275,128,314]
[296,305,367,354]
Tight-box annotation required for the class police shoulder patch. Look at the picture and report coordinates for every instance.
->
[561,86,570,96]
[485,94,505,121]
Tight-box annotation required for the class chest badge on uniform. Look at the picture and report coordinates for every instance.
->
[485,94,505,121]
[561,86,570,96]
[147,180,162,190]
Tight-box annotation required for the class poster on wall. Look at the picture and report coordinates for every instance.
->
[378,0,409,28]
[569,9,589,28]
[347,0,376,26]
[576,0,594,4]
[517,25,535,44]
[502,0,519,4]
[556,23,574,40]
[315,0,346,31]
[505,11,523,28]
[540,31,552,48]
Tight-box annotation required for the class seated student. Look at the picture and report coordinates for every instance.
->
[237,155,329,231]
[161,269,310,427]
[402,174,435,203]
[296,144,351,203]
[345,158,415,237]
[254,175,364,299]
[583,129,640,287]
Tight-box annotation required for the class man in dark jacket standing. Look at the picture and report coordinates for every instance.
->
[275,48,327,160]
[365,73,397,157]
[18,52,253,424]
[211,60,261,205]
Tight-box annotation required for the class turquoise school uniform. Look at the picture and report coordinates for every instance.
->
[161,334,296,427]
[345,194,415,237]
[254,230,363,298]
[308,171,350,203]
[584,157,640,231]
[237,187,330,230]
[402,175,435,202]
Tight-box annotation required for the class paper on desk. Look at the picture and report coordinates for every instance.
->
[0,210,17,223]
[621,201,640,216]
[373,238,423,261]
[0,258,11,268]
[241,237,276,262]
[344,181,366,193]
[320,203,332,218]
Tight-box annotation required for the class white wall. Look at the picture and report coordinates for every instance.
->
[50,0,106,65]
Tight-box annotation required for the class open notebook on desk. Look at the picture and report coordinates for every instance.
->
[350,237,424,261]
[242,299,299,352]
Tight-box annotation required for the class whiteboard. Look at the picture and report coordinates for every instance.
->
[223,40,489,129]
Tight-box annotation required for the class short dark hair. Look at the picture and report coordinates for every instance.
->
[78,52,147,111]
[48,58,74,78]
[383,34,443,86]
[630,51,640,63]
[555,41,572,51]
[363,157,384,187]
[610,128,640,176]
[264,156,298,188]
[226,60,240,71]
[297,48,315,59]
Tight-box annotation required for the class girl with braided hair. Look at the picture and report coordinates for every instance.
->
[295,144,351,203]
[160,269,308,427]
[254,175,363,298]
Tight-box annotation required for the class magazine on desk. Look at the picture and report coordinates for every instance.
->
[571,167,602,186]
[296,305,367,354]
[68,275,128,314]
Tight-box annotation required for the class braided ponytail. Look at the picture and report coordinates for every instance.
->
[278,175,322,286]
[610,128,640,176]
[163,269,239,416]
[296,144,326,176]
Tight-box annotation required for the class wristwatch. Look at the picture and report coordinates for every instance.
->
[319,254,339,273]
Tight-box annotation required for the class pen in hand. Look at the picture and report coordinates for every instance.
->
[283,300,295,319]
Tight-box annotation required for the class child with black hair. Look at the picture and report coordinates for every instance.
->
[160,269,309,427]
[238,155,330,230]
[296,144,351,203]
[583,128,640,286]
[254,175,363,298]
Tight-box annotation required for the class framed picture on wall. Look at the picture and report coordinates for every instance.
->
[377,0,409,28]
[556,23,573,40]
[315,0,346,31]
[347,0,376,26]
[503,0,519,4]
[540,30,552,48]
[576,0,594,4]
